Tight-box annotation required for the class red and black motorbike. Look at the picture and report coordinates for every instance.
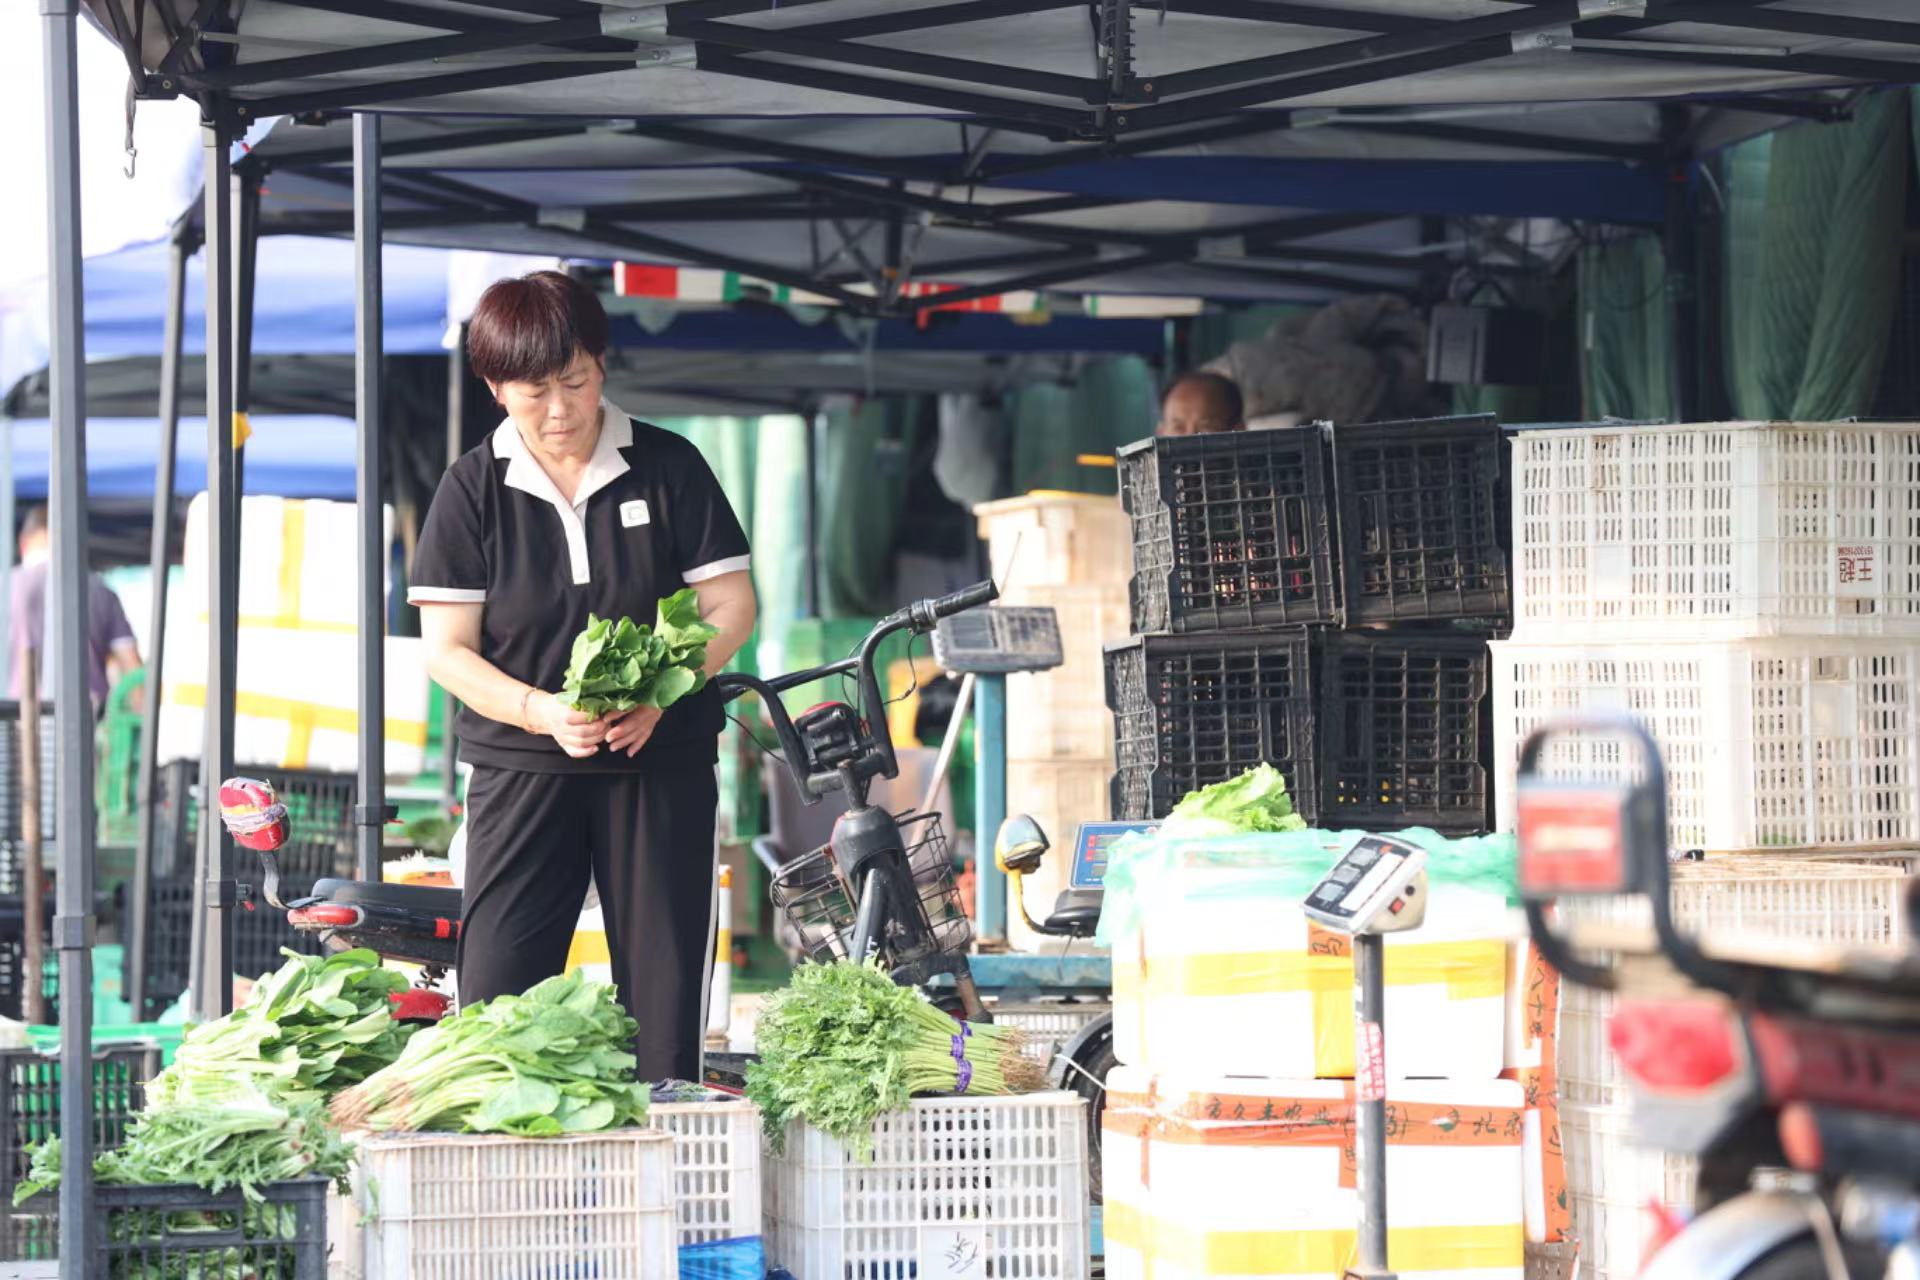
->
[1515,715,1920,1280]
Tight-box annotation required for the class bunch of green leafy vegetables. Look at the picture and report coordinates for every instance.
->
[560,588,719,716]
[14,1077,354,1207]
[329,969,650,1136]
[146,948,415,1109]
[746,961,1045,1161]
[1159,763,1310,839]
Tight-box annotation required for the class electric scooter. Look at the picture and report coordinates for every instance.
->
[220,584,1004,1051]
[1515,715,1920,1280]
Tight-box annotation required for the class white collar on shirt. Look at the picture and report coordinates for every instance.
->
[492,399,633,585]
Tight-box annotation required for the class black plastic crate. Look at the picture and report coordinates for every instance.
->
[0,1042,162,1260]
[1317,631,1490,834]
[1106,631,1318,822]
[140,873,323,1021]
[1331,414,1511,624]
[1119,429,1338,634]
[154,760,357,883]
[94,1179,329,1277]
[0,703,58,899]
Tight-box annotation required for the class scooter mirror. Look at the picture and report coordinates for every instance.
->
[995,814,1050,876]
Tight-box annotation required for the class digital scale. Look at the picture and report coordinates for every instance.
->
[932,607,1064,675]
[1302,834,1431,1280]
[1067,821,1158,891]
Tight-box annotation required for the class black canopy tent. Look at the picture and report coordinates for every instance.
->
[44,0,1920,1264]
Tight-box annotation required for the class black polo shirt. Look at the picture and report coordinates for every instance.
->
[408,402,751,773]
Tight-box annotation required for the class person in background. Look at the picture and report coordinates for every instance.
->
[9,504,143,716]
[1155,370,1247,437]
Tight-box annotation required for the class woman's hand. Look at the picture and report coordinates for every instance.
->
[604,705,665,757]
[529,692,610,759]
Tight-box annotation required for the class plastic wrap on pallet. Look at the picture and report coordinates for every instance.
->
[1104,1068,1525,1280]
[1098,828,1518,1080]
[679,1235,768,1280]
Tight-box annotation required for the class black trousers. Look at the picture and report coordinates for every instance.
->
[458,764,720,1082]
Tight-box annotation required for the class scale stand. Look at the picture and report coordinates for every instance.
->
[1302,834,1431,1280]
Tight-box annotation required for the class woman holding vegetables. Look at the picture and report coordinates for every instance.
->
[409,270,756,1081]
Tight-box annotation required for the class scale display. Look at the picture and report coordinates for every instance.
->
[1302,834,1428,935]
[1068,821,1157,890]
[932,607,1064,674]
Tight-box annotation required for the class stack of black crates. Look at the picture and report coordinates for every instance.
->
[1106,414,1510,835]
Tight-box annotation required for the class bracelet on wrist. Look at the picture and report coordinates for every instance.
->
[520,687,538,733]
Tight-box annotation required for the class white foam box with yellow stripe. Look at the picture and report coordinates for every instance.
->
[1109,872,1511,1081]
[180,492,394,633]
[1104,1068,1524,1280]
[157,623,430,776]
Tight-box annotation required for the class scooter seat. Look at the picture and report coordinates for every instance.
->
[1045,889,1103,938]
[310,878,463,918]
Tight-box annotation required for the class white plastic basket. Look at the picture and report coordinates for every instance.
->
[1556,856,1912,1107]
[1560,1101,1697,1280]
[349,1129,678,1280]
[1511,421,1920,639]
[647,1098,762,1247]
[765,1092,1091,1280]
[1492,635,1920,851]
[989,999,1112,1065]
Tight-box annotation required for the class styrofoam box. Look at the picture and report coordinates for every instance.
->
[648,1098,762,1247]
[1105,1067,1524,1280]
[765,1092,1090,1280]
[1491,635,1920,852]
[1005,758,1114,954]
[1510,421,1920,639]
[1003,583,1131,763]
[158,623,430,777]
[349,1129,677,1280]
[975,493,1132,593]
[181,492,395,632]
[1560,1102,1697,1280]
[1112,879,1513,1080]
[1555,855,1911,1107]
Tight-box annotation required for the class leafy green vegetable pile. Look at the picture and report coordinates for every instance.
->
[329,970,650,1136]
[1160,764,1309,839]
[746,961,1047,1160]
[14,1079,355,1206]
[560,588,720,716]
[148,948,415,1109]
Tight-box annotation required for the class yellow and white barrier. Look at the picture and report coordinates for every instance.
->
[1104,1068,1525,1280]
[1110,883,1512,1080]
[181,493,393,634]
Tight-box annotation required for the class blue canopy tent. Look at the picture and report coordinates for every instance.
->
[8,414,356,501]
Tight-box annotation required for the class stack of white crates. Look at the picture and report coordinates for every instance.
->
[1492,419,1920,1280]
[973,494,1133,952]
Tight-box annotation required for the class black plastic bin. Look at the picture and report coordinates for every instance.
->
[1331,413,1510,624]
[1119,429,1338,634]
[140,873,322,1020]
[93,1179,329,1277]
[1106,630,1319,824]
[0,1042,163,1260]
[1317,631,1490,833]
[0,702,58,900]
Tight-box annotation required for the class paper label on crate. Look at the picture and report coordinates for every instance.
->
[921,1226,989,1280]
[1836,543,1879,598]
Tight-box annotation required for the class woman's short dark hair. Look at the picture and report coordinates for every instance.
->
[466,270,609,385]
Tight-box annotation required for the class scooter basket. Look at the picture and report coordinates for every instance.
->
[768,813,971,966]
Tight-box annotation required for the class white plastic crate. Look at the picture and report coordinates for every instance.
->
[1511,421,1920,639]
[1561,1101,1697,1280]
[647,1098,762,1247]
[1555,856,1911,1107]
[765,1092,1091,1280]
[348,1129,677,1280]
[1492,635,1920,851]
[988,999,1112,1065]
[1004,583,1131,763]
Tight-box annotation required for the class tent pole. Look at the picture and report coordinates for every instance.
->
[195,115,238,1022]
[229,166,260,558]
[440,324,466,813]
[130,225,189,1023]
[803,408,821,619]
[41,0,98,1263]
[355,112,389,882]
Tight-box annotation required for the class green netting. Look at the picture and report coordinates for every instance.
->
[1008,355,1158,495]
[1722,90,1909,421]
[1094,826,1519,948]
[1577,235,1675,422]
